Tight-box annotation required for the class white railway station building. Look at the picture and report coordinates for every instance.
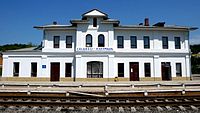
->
[2,9,197,81]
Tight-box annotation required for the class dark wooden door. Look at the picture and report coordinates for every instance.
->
[130,62,139,81]
[161,62,171,81]
[65,63,72,77]
[51,63,60,81]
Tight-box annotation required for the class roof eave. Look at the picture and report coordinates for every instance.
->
[114,26,193,31]
[33,26,77,30]
[70,20,89,24]
[83,15,108,17]
[101,20,120,24]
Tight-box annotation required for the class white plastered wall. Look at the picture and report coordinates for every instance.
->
[3,55,42,77]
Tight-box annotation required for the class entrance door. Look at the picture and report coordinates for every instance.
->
[50,63,60,81]
[161,62,171,81]
[130,62,139,81]
[65,63,72,77]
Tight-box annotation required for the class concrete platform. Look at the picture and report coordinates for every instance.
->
[0,81,200,95]
[1,80,200,86]
[192,74,200,80]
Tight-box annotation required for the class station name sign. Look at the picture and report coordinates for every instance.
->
[76,47,113,51]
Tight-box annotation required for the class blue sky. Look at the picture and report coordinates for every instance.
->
[0,0,200,45]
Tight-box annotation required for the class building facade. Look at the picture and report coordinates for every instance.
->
[2,9,197,81]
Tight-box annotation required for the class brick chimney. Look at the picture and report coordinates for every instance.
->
[144,18,149,26]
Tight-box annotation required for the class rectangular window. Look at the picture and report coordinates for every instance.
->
[31,62,37,77]
[93,18,97,27]
[162,36,168,49]
[144,36,150,48]
[13,62,19,77]
[65,63,72,77]
[53,36,60,48]
[176,63,182,77]
[66,36,72,48]
[131,36,137,48]
[117,36,124,48]
[118,63,124,77]
[144,63,151,77]
[175,37,181,49]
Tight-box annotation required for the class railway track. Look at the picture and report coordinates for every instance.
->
[0,96,200,112]
[1,82,200,112]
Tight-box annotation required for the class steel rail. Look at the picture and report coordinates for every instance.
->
[0,96,200,107]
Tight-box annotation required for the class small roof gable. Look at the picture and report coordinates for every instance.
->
[82,9,108,17]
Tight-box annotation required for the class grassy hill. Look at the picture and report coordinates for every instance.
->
[0,43,34,52]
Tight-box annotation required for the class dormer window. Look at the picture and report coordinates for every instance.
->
[93,18,97,27]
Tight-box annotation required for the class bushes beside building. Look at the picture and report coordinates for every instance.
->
[191,44,200,74]
[191,56,200,74]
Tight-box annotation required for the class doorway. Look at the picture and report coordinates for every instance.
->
[87,61,103,78]
[65,63,72,77]
[50,63,60,81]
[161,62,172,81]
[130,62,139,81]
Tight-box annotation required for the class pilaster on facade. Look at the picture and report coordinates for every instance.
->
[185,55,191,79]
[108,55,115,79]
[153,55,160,78]
[2,55,10,77]
[41,55,48,77]
[75,55,82,78]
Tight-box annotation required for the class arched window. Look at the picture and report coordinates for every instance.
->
[87,61,103,78]
[86,34,92,47]
[98,34,105,47]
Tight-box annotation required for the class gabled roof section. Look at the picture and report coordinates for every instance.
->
[34,24,76,30]
[82,9,108,17]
